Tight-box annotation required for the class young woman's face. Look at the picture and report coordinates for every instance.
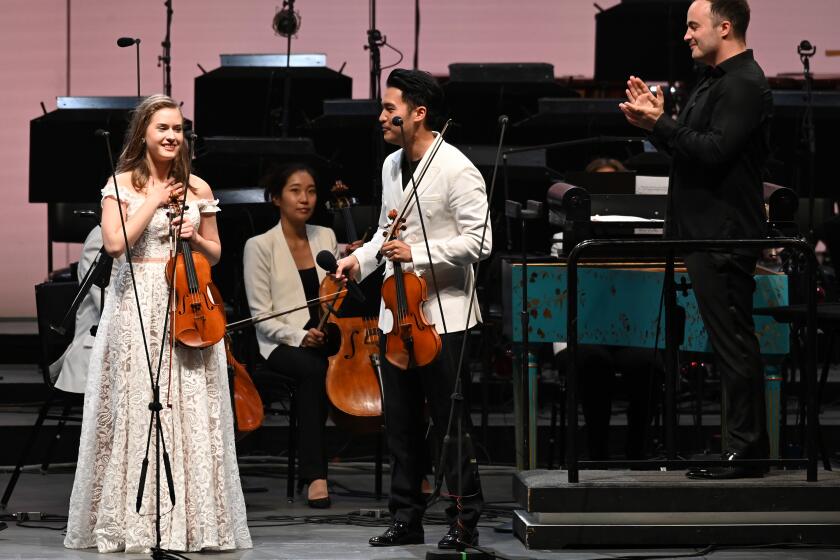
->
[144,107,184,164]
[274,170,317,223]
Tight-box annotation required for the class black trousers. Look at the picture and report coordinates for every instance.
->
[684,250,769,457]
[380,331,483,530]
[266,344,330,481]
[561,345,661,460]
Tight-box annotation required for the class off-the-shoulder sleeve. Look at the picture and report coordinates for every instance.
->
[196,199,221,214]
[100,182,130,206]
[101,182,118,202]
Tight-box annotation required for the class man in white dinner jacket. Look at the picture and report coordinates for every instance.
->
[336,68,491,550]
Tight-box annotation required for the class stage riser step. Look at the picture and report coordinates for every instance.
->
[515,469,840,513]
[514,469,840,548]
[513,510,840,548]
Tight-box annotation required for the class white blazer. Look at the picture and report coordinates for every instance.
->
[243,222,339,359]
[51,226,123,394]
[353,134,492,334]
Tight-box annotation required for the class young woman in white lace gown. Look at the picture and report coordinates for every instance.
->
[64,95,252,553]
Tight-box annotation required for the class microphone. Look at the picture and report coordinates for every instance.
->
[498,114,509,126]
[315,250,366,303]
[94,129,110,137]
[391,116,404,127]
[117,37,142,97]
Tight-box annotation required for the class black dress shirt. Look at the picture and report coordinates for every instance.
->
[298,267,319,330]
[651,49,773,241]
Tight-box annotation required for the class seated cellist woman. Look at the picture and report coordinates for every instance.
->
[243,163,339,508]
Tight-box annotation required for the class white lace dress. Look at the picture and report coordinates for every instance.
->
[64,185,252,553]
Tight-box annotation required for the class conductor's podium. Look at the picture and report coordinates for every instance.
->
[501,259,790,468]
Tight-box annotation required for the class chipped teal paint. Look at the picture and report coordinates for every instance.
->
[509,264,789,354]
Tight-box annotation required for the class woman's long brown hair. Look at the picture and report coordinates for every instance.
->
[116,94,193,193]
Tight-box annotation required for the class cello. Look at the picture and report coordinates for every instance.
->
[320,180,383,423]
[319,275,382,421]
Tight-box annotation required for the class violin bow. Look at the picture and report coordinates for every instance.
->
[383,119,453,242]
[226,289,348,333]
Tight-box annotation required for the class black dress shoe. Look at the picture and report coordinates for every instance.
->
[686,450,767,480]
[369,521,424,547]
[438,524,478,550]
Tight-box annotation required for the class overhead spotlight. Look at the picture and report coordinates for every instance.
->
[272,1,301,38]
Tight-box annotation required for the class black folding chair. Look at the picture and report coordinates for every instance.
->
[1,281,83,510]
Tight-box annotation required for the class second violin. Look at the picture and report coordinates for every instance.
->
[380,210,441,370]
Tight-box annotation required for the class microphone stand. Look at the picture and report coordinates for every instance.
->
[362,0,388,207]
[281,0,295,137]
[394,119,451,337]
[136,133,200,560]
[434,117,509,560]
[50,246,113,336]
[134,40,141,97]
[158,0,173,97]
[797,40,817,239]
[394,117,502,559]
[96,132,183,560]
[365,0,386,99]
[412,0,420,70]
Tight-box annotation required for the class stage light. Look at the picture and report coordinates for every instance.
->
[272,0,301,38]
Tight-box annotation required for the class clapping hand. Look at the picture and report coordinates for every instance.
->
[619,75,665,131]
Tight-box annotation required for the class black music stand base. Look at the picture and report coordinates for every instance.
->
[426,549,492,559]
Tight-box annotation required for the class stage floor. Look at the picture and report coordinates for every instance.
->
[2,465,840,559]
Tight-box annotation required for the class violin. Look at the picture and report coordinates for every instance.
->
[165,197,226,348]
[380,209,441,370]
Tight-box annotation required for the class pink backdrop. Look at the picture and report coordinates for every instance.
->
[2,0,837,316]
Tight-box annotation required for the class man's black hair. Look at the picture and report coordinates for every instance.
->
[385,68,446,130]
[708,0,750,40]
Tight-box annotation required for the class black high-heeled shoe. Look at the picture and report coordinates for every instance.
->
[307,495,332,508]
[305,480,331,509]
